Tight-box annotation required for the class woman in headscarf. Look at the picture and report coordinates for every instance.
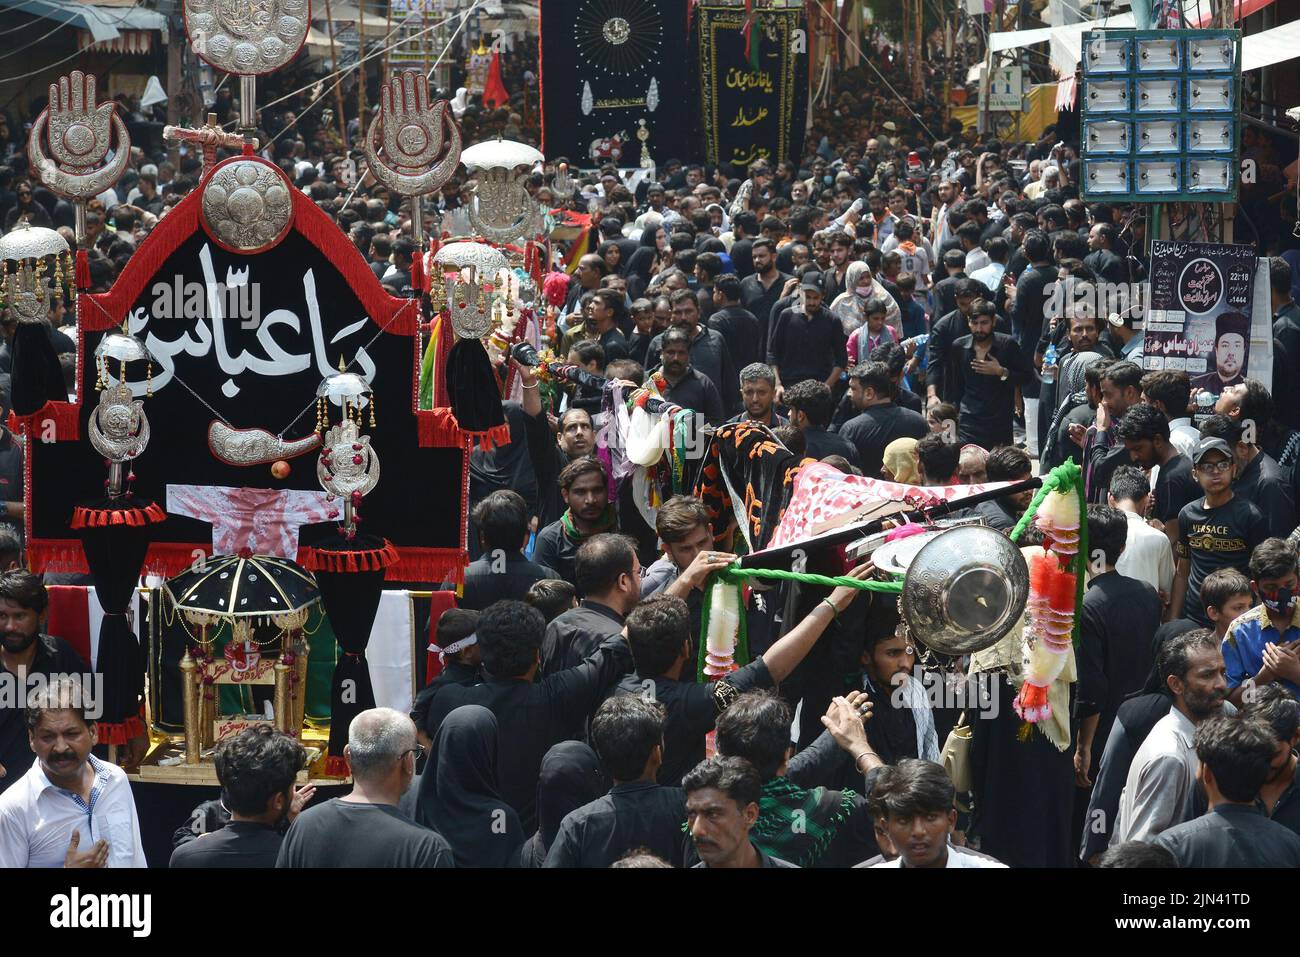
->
[517,741,607,867]
[880,437,920,483]
[598,240,622,276]
[624,225,663,300]
[418,705,525,867]
[830,261,902,342]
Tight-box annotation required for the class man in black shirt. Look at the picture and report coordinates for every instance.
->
[1077,360,1143,505]
[1011,231,1057,424]
[1085,223,1128,284]
[614,565,874,786]
[644,290,736,409]
[1246,685,1300,837]
[545,695,688,867]
[767,278,848,403]
[1074,506,1164,796]
[739,238,791,352]
[520,361,596,528]
[1170,438,1269,627]
[278,708,454,867]
[411,609,482,749]
[462,491,560,611]
[708,275,762,375]
[652,325,725,425]
[1202,398,1295,539]
[421,601,633,832]
[171,726,307,868]
[925,278,981,407]
[930,248,969,323]
[727,362,787,429]
[0,572,90,793]
[838,361,928,478]
[534,457,616,587]
[1116,404,1200,553]
[785,379,860,467]
[686,756,798,868]
[947,299,1033,450]
[588,289,630,364]
[970,446,1035,531]
[541,534,641,675]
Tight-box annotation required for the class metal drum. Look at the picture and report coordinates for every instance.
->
[900,525,1029,655]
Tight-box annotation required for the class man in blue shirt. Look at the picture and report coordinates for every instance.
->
[1223,537,1300,707]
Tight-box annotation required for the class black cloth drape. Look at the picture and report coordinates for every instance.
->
[446,339,506,435]
[316,536,387,768]
[77,510,154,739]
[11,322,68,414]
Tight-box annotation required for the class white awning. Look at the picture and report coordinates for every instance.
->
[1242,20,1300,71]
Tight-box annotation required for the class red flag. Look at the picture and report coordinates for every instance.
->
[482,50,509,110]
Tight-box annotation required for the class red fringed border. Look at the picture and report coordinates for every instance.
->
[75,248,90,290]
[8,401,80,442]
[29,538,468,583]
[416,407,511,450]
[94,713,146,746]
[298,540,400,574]
[70,501,166,529]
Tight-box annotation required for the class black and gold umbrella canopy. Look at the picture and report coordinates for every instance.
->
[163,554,320,625]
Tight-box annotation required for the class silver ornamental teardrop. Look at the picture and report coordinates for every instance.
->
[646,77,659,112]
[582,81,594,116]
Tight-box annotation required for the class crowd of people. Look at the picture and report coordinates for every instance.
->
[3,27,1300,870]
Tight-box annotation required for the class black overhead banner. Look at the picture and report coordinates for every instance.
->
[697,5,808,176]
[539,0,692,167]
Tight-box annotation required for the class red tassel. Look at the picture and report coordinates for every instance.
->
[298,540,400,574]
[410,252,424,294]
[9,401,80,441]
[27,539,91,575]
[75,248,90,290]
[70,502,166,529]
[94,713,147,746]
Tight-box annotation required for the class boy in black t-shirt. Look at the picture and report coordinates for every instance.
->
[1170,438,1269,627]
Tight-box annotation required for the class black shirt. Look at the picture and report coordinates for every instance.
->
[947,332,1033,449]
[461,552,561,611]
[1262,753,1300,837]
[1153,454,1200,525]
[541,601,625,676]
[611,657,774,786]
[1076,571,1164,776]
[837,403,928,478]
[1177,494,1269,626]
[533,519,582,587]
[925,309,969,404]
[0,634,88,794]
[708,304,763,376]
[170,821,284,868]
[971,497,1020,532]
[646,327,736,405]
[544,781,688,867]
[739,270,793,351]
[422,630,633,831]
[1012,264,1057,399]
[1235,451,1294,539]
[658,369,725,425]
[627,331,653,370]
[276,800,455,867]
[767,306,848,388]
[522,410,572,528]
[597,327,631,364]
[1155,803,1300,867]
[803,427,862,468]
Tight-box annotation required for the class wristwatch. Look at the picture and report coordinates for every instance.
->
[999,369,1009,382]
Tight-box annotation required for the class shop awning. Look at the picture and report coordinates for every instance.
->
[1242,19,1300,71]
[0,0,165,42]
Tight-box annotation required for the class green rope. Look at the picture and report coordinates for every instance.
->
[716,565,904,593]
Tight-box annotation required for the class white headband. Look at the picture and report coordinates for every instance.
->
[428,633,477,664]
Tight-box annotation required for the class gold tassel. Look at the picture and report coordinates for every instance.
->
[368,393,376,429]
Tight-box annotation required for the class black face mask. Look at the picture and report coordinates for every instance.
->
[0,631,38,654]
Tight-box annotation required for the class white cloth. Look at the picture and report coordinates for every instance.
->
[367,590,415,717]
[166,485,336,558]
[1112,706,1200,846]
[964,248,991,274]
[0,755,146,868]
[1116,510,1175,596]
[969,262,1006,292]
[1167,418,1200,460]
[871,844,1008,868]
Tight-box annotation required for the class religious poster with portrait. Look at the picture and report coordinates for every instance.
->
[539,0,691,168]
[1143,241,1264,399]
[697,5,808,176]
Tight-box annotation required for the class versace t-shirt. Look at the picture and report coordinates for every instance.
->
[1177,494,1269,626]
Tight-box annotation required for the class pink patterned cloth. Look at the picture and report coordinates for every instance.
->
[166,485,338,558]
[767,462,1017,549]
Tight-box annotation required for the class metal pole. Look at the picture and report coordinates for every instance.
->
[357,0,367,145]
[324,0,350,148]
[239,75,256,144]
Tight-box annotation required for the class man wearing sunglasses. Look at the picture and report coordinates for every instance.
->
[1169,438,1268,629]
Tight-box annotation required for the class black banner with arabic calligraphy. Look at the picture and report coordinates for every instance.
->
[539,0,693,167]
[697,5,807,176]
[30,230,463,557]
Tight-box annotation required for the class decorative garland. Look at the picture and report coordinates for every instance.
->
[1007,461,1088,725]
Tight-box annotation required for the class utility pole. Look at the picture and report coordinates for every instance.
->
[166,12,185,167]
[324,0,350,148]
